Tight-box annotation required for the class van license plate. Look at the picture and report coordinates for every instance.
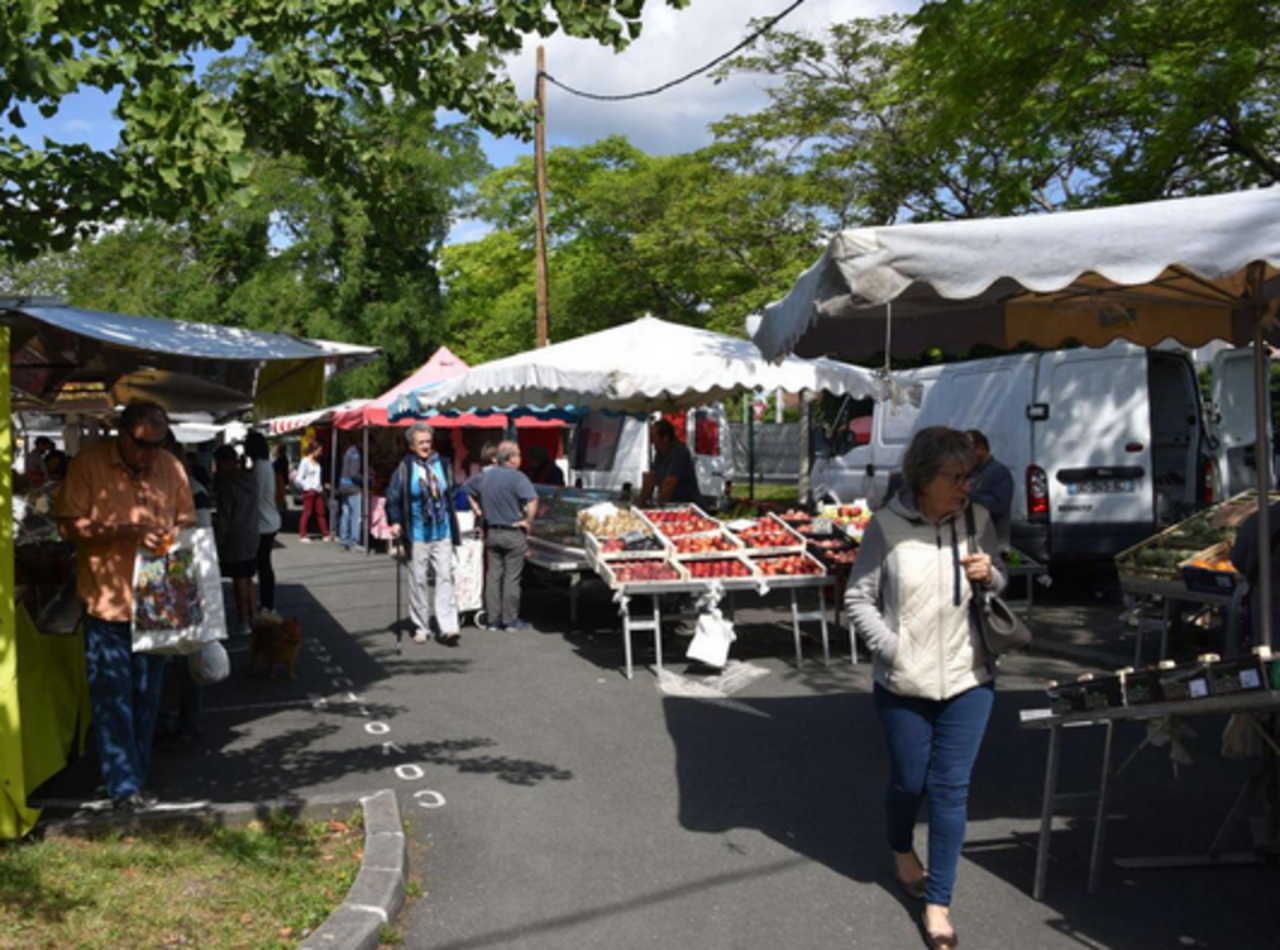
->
[1068,480,1135,495]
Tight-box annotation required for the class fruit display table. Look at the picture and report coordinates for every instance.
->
[581,504,836,678]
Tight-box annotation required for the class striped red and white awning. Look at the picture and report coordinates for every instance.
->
[259,399,370,435]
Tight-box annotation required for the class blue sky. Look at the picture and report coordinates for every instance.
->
[5,0,909,245]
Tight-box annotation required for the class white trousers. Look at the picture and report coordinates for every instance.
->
[408,538,459,637]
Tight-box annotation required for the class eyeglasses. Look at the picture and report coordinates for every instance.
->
[126,431,166,451]
[938,469,974,487]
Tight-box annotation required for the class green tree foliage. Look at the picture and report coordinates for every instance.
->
[0,0,690,259]
[442,136,822,361]
[0,95,488,400]
[715,2,1280,222]
[906,0,1280,206]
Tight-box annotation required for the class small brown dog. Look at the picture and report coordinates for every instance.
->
[248,615,303,680]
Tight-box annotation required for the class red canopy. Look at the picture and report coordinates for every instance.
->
[332,346,561,429]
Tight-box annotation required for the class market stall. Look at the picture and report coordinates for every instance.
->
[390,316,881,676]
[0,299,377,839]
[1116,490,1280,663]
[753,187,1280,648]
[1020,657,1280,899]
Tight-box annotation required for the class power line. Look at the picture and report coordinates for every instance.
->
[540,0,809,102]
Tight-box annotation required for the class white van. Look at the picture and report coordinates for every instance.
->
[813,343,1269,564]
[569,407,733,504]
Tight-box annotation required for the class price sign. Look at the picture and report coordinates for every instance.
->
[810,518,835,536]
[620,529,648,547]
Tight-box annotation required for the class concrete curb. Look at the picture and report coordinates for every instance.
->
[41,789,409,950]
[300,790,408,950]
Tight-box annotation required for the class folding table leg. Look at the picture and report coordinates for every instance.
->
[1034,724,1063,901]
[652,595,664,674]
[621,600,634,680]
[1087,721,1116,895]
[790,590,803,668]
[820,587,831,666]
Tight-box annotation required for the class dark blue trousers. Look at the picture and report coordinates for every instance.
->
[874,681,994,906]
[86,617,167,801]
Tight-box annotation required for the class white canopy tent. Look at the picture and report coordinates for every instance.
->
[391,315,881,419]
[753,187,1280,647]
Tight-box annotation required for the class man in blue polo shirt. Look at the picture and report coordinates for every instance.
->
[467,441,539,631]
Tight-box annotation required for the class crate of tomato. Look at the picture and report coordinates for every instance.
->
[597,557,690,590]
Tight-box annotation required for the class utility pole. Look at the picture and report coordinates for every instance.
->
[534,46,549,348]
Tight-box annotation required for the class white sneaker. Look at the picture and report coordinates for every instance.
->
[299,537,312,544]
[413,630,429,644]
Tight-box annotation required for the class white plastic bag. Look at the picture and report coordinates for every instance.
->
[131,526,228,655]
[188,640,231,685]
[686,607,736,668]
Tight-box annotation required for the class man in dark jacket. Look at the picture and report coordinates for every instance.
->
[965,429,1014,547]
[213,445,259,637]
[467,441,539,631]
[385,423,462,646]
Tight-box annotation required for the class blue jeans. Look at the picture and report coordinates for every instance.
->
[874,682,994,906]
[339,493,363,548]
[85,617,167,800]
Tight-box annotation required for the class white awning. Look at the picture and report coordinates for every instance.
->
[398,315,880,418]
[754,187,1280,361]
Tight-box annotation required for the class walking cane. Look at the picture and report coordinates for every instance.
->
[393,539,405,655]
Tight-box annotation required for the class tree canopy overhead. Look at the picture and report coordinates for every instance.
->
[0,0,690,258]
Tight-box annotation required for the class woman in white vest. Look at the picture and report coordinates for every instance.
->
[845,426,1006,950]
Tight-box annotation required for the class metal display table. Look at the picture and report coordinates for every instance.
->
[609,574,835,680]
[526,537,594,625]
[1020,689,1280,899]
[1118,573,1243,664]
[1003,549,1048,621]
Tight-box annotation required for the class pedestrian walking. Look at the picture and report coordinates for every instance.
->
[244,432,284,612]
[338,441,364,551]
[54,401,196,812]
[295,440,330,543]
[385,423,462,646]
[845,426,1006,950]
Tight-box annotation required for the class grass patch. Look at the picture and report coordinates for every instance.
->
[0,811,363,950]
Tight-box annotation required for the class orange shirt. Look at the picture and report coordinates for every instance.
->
[54,440,196,623]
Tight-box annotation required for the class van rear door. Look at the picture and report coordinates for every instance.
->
[1036,347,1153,558]
[1208,347,1274,497]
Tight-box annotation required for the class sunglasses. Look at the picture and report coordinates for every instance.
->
[126,431,167,451]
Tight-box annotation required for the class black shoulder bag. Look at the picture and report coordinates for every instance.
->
[964,506,1032,656]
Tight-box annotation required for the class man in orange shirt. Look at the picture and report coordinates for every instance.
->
[55,401,196,812]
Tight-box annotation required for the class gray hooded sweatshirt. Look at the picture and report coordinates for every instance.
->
[846,495,1006,701]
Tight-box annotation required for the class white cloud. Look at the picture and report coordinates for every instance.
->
[498,0,916,156]
[63,119,95,133]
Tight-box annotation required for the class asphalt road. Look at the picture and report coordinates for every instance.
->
[41,539,1279,949]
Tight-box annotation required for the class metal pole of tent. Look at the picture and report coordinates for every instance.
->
[798,390,812,509]
[329,428,338,543]
[363,425,370,554]
[1249,263,1272,649]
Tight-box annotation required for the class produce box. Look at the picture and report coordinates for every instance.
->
[805,536,859,569]
[748,551,827,578]
[668,528,744,558]
[1047,673,1125,715]
[1124,662,1175,705]
[1179,541,1241,595]
[577,503,652,539]
[597,557,689,590]
[1158,658,1213,702]
[583,528,668,566]
[641,505,721,538]
[678,554,758,582]
[726,514,806,555]
[1204,651,1270,696]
